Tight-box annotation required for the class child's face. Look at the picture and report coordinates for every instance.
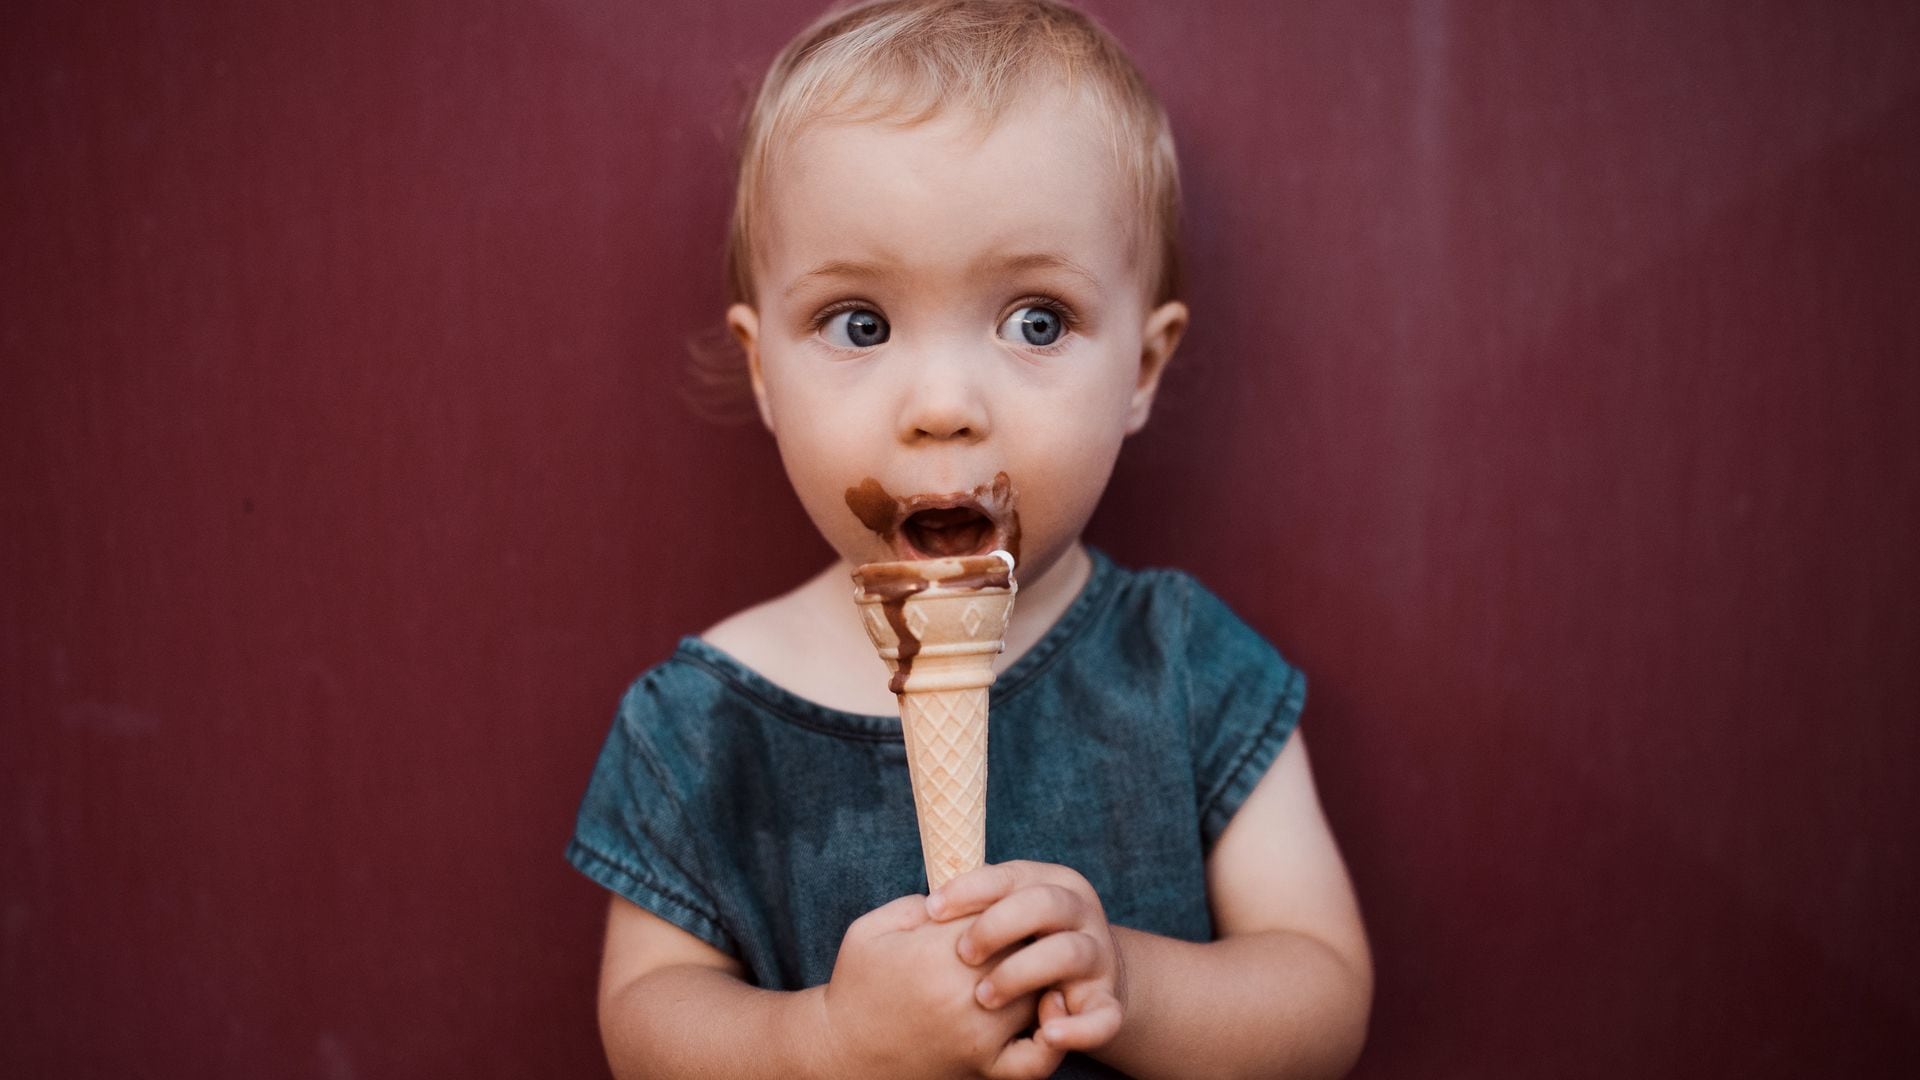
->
[729,85,1186,584]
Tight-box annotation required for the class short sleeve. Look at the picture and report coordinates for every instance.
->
[1178,576,1308,850]
[566,671,738,956]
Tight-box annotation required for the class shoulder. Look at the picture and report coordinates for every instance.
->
[1067,554,1303,726]
[614,645,725,711]
[700,595,797,676]
[1101,558,1283,668]
[696,576,835,703]
[1098,557,1305,745]
[698,563,900,716]
[592,646,735,772]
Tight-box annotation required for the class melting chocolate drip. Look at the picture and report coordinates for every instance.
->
[984,471,1022,566]
[882,586,925,694]
[855,556,1012,695]
[858,565,927,692]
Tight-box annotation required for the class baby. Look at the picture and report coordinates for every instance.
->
[568,1,1372,1076]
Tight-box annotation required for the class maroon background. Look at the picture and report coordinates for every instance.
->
[4,1,1916,1075]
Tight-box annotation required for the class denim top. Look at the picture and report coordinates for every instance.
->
[567,549,1304,1078]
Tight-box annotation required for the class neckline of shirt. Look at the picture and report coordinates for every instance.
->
[674,547,1122,741]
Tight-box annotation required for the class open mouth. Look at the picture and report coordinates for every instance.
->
[846,472,1022,565]
[901,506,998,559]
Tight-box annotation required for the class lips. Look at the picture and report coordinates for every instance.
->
[901,505,997,558]
[845,472,1022,565]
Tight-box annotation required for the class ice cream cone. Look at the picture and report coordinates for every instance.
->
[852,552,1016,890]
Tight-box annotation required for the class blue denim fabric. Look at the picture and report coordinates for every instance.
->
[568,548,1304,1078]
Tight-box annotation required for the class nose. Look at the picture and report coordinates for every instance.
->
[895,346,990,444]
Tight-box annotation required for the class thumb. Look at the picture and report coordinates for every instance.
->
[864,892,933,933]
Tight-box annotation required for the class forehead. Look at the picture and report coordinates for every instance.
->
[756,88,1143,295]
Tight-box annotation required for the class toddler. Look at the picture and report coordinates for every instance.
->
[568,1,1372,1076]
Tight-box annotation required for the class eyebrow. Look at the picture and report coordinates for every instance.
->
[783,260,899,300]
[782,251,1102,300]
[984,252,1102,290]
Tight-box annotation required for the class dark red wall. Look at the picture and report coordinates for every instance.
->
[4,1,1915,1075]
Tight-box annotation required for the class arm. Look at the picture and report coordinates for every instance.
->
[597,892,1066,1080]
[597,896,832,1079]
[1100,731,1372,1078]
[929,732,1372,1080]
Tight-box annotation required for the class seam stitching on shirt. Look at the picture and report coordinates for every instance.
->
[670,548,1122,737]
[616,688,756,952]
[1199,661,1304,833]
[677,648,905,742]
[990,552,1126,706]
[566,838,735,952]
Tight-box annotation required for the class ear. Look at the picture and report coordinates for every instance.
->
[1126,300,1188,434]
[726,303,774,432]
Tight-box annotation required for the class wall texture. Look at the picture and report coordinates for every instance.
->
[4,1,1915,1075]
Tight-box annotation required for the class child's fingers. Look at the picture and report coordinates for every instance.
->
[1038,988,1124,1052]
[1038,989,1069,1028]
[988,1031,1067,1080]
[974,931,1104,1008]
[957,882,1085,965]
[926,861,1033,920]
[851,892,932,935]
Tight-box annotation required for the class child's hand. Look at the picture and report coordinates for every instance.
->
[926,862,1126,1055]
[820,893,1064,1080]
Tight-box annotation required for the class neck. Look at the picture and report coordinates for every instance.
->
[995,541,1091,668]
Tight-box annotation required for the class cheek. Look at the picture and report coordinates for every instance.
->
[773,418,863,515]
[762,378,895,551]
[1018,372,1132,471]
[764,365,859,455]
[1012,419,1128,531]
[769,428,884,562]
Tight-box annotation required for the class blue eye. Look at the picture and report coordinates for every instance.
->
[998,305,1065,347]
[823,308,890,348]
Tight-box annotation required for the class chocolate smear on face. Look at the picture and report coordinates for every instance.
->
[845,478,899,541]
[845,472,1021,564]
[981,471,1021,567]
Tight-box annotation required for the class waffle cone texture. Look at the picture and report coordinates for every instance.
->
[853,569,1015,890]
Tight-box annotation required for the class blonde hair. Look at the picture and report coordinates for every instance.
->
[726,0,1183,307]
